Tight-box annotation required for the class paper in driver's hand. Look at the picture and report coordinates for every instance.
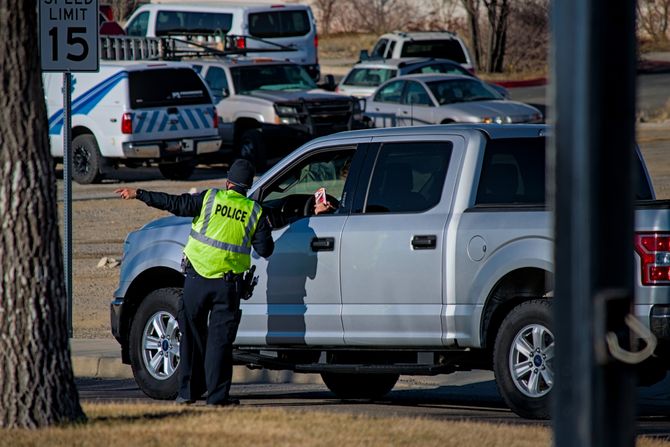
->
[314,187,327,204]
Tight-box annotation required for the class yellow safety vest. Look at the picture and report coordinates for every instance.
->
[183,189,263,278]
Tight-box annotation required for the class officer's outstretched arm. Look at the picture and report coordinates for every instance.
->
[136,189,206,217]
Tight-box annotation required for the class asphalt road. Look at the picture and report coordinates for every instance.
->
[77,374,670,438]
[508,72,670,118]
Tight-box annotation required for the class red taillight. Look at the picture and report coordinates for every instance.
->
[314,34,318,48]
[334,86,339,93]
[634,233,670,285]
[212,108,218,128]
[235,36,246,49]
[121,112,133,134]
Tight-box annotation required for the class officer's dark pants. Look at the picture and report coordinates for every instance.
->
[178,265,241,404]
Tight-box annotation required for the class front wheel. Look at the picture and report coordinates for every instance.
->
[129,288,182,400]
[321,372,399,400]
[493,299,554,419]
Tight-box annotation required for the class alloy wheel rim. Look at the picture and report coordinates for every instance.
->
[508,323,554,398]
[142,311,180,380]
[72,145,90,176]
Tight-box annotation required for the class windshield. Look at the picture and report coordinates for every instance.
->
[343,68,396,87]
[400,39,467,63]
[427,79,502,105]
[230,64,317,93]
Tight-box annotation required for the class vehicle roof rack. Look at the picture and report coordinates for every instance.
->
[99,34,296,62]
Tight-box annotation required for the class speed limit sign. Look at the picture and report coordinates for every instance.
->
[39,0,99,72]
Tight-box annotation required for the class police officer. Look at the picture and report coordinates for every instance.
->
[116,159,274,406]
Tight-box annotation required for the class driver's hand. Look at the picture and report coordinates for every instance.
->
[314,201,334,215]
[115,188,138,200]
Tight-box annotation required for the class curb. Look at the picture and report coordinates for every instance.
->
[72,352,325,385]
[638,59,670,74]
[493,77,547,88]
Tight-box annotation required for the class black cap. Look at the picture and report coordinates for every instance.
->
[227,159,255,189]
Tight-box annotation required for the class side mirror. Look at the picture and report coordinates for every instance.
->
[221,88,230,99]
[359,49,369,61]
[319,74,336,92]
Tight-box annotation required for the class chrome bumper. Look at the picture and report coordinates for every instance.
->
[122,137,222,158]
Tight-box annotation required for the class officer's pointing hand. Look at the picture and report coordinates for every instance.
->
[115,188,137,200]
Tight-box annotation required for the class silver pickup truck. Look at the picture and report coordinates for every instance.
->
[111,124,670,419]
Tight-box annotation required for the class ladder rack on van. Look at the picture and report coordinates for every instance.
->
[99,35,296,62]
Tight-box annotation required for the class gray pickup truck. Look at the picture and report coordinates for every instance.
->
[111,124,670,419]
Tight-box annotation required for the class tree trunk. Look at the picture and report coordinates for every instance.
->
[484,0,510,73]
[462,0,482,70]
[0,0,85,428]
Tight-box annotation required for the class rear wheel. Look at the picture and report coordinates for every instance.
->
[129,288,182,400]
[72,134,104,184]
[238,128,267,171]
[158,159,196,180]
[321,372,399,400]
[493,299,554,419]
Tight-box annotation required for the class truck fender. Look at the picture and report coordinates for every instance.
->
[49,115,106,158]
[116,240,185,299]
[233,112,266,124]
[460,236,553,348]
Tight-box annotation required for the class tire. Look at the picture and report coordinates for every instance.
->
[158,159,196,180]
[237,128,267,171]
[129,287,182,400]
[493,299,554,419]
[321,372,399,400]
[72,134,104,184]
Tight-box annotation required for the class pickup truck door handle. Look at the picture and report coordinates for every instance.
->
[411,235,437,250]
[311,237,335,252]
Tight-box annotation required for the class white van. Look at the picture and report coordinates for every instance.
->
[124,3,320,79]
[43,62,221,183]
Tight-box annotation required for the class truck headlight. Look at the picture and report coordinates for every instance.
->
[275,105,298,116]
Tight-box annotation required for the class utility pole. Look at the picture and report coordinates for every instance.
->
[551,1,639,446]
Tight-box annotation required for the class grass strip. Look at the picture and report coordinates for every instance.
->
[1,403,669,447]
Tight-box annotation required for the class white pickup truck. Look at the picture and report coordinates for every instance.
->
[44,62,221,183]
[111,124,670,419]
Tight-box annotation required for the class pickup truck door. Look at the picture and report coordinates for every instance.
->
[240,143,364,346]
[339,136,463,346]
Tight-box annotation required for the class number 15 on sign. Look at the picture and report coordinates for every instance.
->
[40,0,99,72]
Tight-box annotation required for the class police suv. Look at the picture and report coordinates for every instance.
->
[44,62,221,183]
[112,124,670,419]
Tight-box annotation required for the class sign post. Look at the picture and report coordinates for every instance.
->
[40,0,99,337]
